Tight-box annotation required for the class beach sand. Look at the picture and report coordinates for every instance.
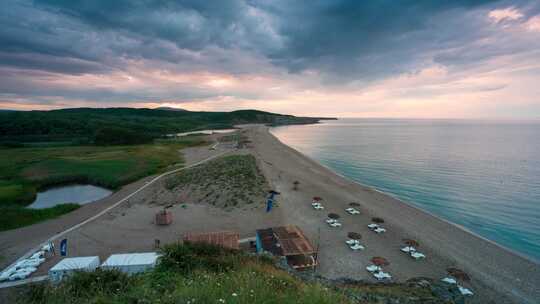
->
[1,126,539,303]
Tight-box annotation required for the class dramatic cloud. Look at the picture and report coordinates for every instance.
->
[0,0,539,118]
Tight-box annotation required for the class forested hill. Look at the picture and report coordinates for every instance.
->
[0,108,329,144]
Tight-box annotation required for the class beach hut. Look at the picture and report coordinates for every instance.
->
[183,231,240,250]
[48,256,100,282]
[101,252,159,275]
[256,225,317,270]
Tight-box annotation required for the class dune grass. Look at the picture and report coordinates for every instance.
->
[22,243,352,304]
[0,137,206,231]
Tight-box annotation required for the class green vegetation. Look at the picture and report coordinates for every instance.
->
[21,243,352,304]
[165,155,268,208]
[0,108,320,144]
[0,204,80,231]
[0,137,205,231]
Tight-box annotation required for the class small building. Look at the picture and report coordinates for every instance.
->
[101,252,159,275]
[155,209,173,225]
[48,256,100,282]
[183,231,240,250]
[256,225,317,270]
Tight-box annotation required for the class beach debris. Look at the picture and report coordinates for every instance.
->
[327,213,340,219]
[345,207,360,215]
[371,217,385,223]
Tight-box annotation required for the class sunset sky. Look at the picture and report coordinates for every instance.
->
[1,0,540,118]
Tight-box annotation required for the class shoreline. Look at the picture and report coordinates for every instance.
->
[268,128,538,265]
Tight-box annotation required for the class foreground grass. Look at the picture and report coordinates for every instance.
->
[0,137,206,231]
[165,154,268,208]
[21,243,352,304]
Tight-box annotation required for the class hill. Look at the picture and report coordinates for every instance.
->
[0,108,327,144]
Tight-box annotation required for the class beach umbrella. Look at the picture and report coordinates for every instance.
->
[328,213,340,219]
[371,256,389,266]
[347,232,362,240]
[403,239,419,247]
[313,196,323,202]
[446,268,471,281]
[371,217,385,224]
[349,202,361,207]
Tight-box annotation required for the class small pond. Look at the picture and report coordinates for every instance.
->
[27,184,113,209]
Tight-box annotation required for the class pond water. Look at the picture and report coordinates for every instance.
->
[27,184,113,209]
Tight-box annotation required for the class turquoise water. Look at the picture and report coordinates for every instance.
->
[271,119,540,262]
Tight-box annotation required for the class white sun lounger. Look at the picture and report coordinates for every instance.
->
[9,269,33,281]
[349,243,365,250]
[458,286,474,296]
[345,208,360,215]
[410,252,426,260]
[312,204,324,210]
[367,223,379,229]
[325,218,337,224]
[441,277,457,284]
[373,271,392,280]
[30,251,45,260]
[328,222,342,228]
[366,265,381,273]
[15,258,44,269]
[373,227,386,233]
[401,246,416,253]
[0,267,17,282]
[345,239,359,245]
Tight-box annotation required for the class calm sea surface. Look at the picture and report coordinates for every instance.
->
[271,119,540,262]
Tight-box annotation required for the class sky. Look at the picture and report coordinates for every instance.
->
[1,0,540,118]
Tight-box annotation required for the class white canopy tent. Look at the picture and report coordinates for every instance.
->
[101,252,159,275]
[48,256,100,282]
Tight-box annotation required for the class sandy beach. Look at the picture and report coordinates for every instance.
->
[1,126,539,303]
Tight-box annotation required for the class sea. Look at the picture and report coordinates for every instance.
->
[270,118,540,262]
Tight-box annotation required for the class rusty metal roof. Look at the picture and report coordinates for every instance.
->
[183,231,240,250]
[257,225,315,256]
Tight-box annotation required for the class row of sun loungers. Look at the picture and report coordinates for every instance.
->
[366,264,392,280]
[441,277,474,296]
[400,246,426,260]
[0,243,53,282]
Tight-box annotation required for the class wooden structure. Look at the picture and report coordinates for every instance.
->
[155,209,172,225]
[256,225,317,270]
[183,231,240,250]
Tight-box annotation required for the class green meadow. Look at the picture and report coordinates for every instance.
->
[0,137,206,231]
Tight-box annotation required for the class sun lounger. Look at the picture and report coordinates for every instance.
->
[366,265,381,272]
[9,269,32,281]
[373,271,392,280]
[328,222,342,227]
[41,243,53,252]
[345,208,360,215]
[373,227,386,233]
[458,286,474,296]
[325,218,337,224]
[0,267,17,282]
[349,243,365,250]
[312,204,324,210]
[345,239,359,245]
[410,252,425,260]
[441,277,457,284]
[30,251,45,260]
[401,246,416,253]
[367,223,379,229]
[15,258,44,269]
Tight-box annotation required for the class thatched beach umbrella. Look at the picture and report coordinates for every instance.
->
[313,196,323,202]
[371,256,389,266]
[328,213,340,219]
[371,217,385,224]
[403,239,419,247]
[349,202,361,207]
[347,232,362,240]
[446,268,471,282]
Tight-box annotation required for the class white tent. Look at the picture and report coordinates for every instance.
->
[101,252,159,275]
[48,256,100,282]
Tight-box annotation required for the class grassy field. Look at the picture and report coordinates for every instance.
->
[165,154,268,208]
[17,243,447,304]
[0,137,206,231]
